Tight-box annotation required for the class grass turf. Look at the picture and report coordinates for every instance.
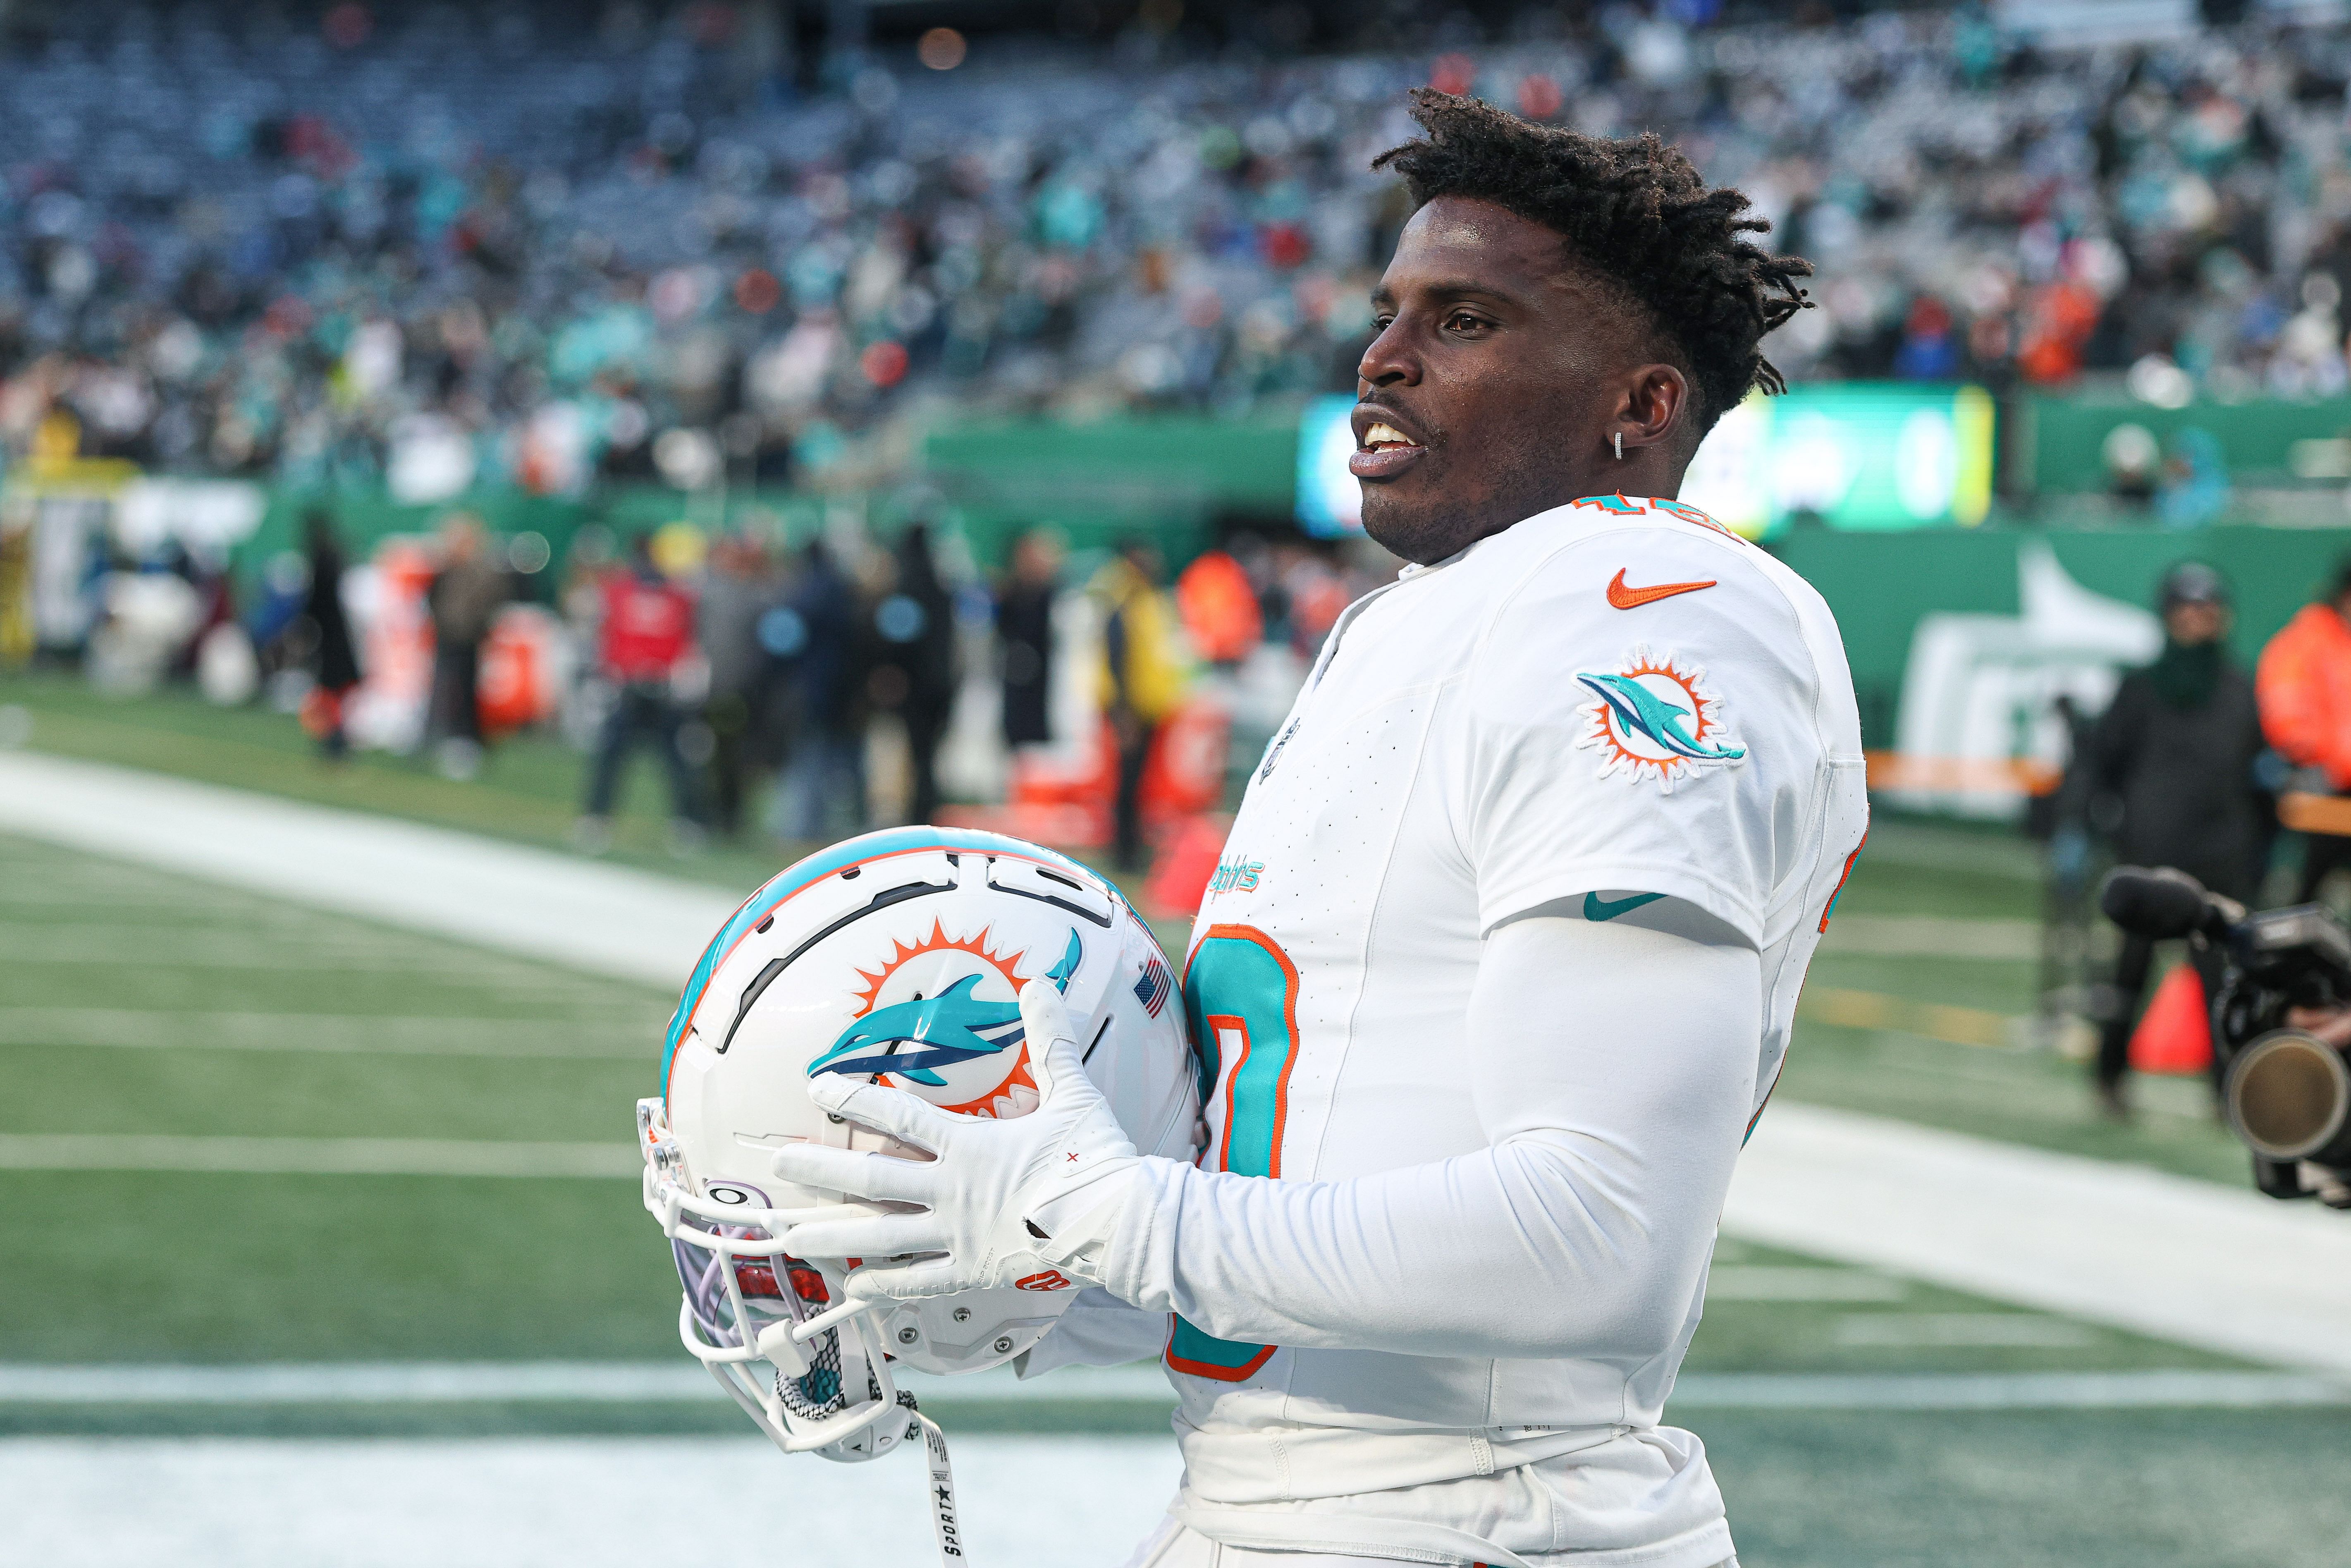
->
[0,832,2252,1377]
[1705,1406,2351,1568]
[1,669,2255,1179]
[7,679,2344,1566]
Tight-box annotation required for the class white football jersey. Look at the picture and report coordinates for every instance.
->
[1168,495,1867,1562]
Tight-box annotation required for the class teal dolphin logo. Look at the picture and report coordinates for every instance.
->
[1044,929,1081,990]
[1576,671,1746,763]
[807,930,1081,1087]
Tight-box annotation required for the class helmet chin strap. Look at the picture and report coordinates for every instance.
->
[899,1392,966,1566]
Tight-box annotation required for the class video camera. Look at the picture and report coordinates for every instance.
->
[2100,867,2351,1207]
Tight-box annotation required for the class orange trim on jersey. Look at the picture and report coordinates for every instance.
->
[1818,834,1867,933]
[1204,1012,1249,1173]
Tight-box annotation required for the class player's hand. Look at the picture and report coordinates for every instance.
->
[769,980,1140,1303]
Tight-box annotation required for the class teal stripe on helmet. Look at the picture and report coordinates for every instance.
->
[658,826,1117,1093]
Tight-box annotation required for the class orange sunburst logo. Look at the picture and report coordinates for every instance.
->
[848,920,1039,1118]
[1573,645,1742,794]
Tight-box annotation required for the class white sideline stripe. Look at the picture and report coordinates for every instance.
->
[1670,1370,2351,1409]
[9,752,2351,1376]
[1,1362,2343,1410]
[1727,1102,2351,1377]
[0,1134,638,1178]
[0,751,738,987]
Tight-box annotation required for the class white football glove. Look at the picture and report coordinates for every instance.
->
[770,980,1142,1303]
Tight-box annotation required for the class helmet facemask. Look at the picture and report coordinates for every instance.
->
[640,1098,908,1461]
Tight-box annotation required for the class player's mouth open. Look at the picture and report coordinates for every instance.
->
[1350,417,1427,480]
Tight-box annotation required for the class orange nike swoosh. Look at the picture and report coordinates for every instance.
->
[1607,569,1717,610]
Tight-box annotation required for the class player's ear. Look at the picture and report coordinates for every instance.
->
[1615,364,1688,456]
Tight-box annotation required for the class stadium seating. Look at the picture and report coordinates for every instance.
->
[5,7,2349,498]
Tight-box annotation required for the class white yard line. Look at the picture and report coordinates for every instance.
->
[7,752,2351,1375]
[0,1361,2342,1410]
[1728,1103,2351,1376]
[1674,1370,2351,1408]
[0,750,737,988]
[0,1433,1185,1568]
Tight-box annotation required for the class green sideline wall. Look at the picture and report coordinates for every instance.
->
[1775,526,2344,746]
[2019,393,2351,492]
[232,408,2346,751]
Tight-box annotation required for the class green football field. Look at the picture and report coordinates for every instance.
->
[4,677,2348,1565]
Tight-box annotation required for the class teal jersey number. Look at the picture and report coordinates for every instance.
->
[1166,925,1300,1382]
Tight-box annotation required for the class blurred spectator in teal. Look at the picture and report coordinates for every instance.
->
[2158,429,2231,528]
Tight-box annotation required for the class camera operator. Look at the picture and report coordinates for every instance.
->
[2085,563,2268,1116]
[2103,865,2351,1202]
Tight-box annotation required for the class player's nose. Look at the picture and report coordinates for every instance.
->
[1356,318,1419,388]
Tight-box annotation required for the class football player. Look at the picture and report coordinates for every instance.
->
[772,91,1868,1568]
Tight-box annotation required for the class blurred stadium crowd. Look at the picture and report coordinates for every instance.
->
[5,3,2351,498]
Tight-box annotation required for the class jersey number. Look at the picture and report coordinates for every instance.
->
[1166,924,1300,1382]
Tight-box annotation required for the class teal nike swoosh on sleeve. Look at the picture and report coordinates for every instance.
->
[1583,891,1665,922]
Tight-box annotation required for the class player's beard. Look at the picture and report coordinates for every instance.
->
[1358,429,1591,566]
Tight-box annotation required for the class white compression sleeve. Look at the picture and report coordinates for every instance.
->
[1087,911,1761,1359]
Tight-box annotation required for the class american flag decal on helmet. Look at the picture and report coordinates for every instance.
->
[1133,958,1172,1018]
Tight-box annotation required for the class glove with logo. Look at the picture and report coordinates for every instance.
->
[771,980,1143,1303]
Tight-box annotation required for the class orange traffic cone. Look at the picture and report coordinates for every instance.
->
[2128,963,2212,1076]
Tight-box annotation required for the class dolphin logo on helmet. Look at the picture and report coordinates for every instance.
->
[805,929,1084,1085]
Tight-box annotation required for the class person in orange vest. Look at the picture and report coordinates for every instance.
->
[2257,556,2351,901]
[1174,545,1263,667]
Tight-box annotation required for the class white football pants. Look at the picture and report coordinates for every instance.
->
[1119,1518,1736,1568]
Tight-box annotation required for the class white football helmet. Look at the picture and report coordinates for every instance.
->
[638,826,1199,1463]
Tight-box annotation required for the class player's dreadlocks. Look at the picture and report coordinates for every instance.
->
[1373,90,1813,433]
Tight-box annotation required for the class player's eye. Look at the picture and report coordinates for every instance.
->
[1445,311,1488,334]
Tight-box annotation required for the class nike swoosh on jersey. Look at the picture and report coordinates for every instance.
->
[1583,891,1665,921]
[1606,569,1717,610]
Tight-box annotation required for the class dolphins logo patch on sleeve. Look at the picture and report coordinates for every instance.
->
[1575,645,1746,793]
